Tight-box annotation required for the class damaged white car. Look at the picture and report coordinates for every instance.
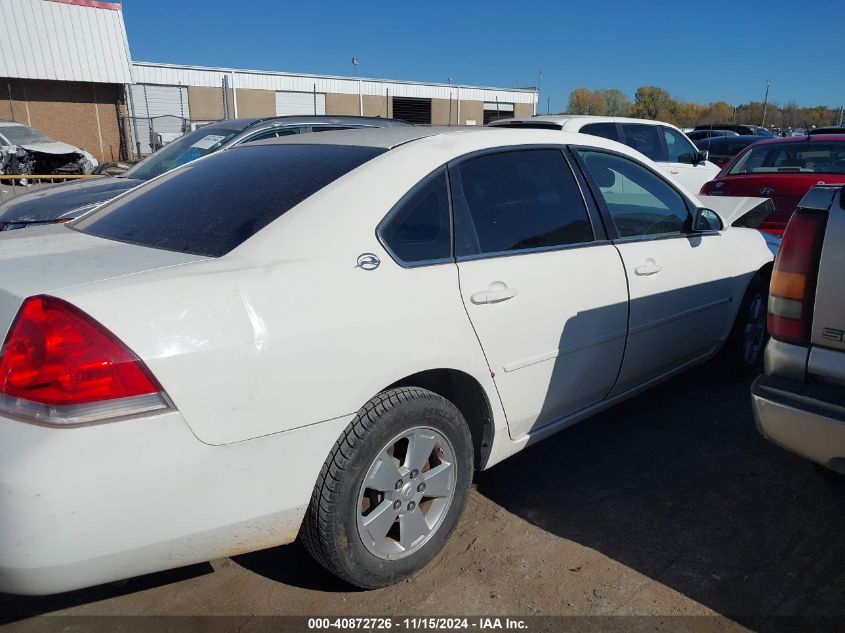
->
[0,121,98,176]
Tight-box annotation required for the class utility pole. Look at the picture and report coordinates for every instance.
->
[761,80,770,127]
[352,58,362,116]
[838,105,844,127]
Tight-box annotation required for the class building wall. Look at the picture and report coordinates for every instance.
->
[432,98,456,125]
[0,77,123,162]
[363,94,390,118]
[325,92,358,116]
[514,103,534,118]
[324,93,391,118]
[234,88,275,117]
[458,100,484,126]
[187,86,225,121]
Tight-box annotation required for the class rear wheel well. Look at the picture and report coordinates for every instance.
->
[387,369,494,471]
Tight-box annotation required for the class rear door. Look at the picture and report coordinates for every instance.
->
[574,148,735,394]
[619,123,668,175]
[451,148,629,438]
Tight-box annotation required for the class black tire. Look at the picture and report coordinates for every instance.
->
[719,274,769,377]
[301,387,474,589]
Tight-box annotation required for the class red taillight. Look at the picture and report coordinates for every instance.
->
[0,295,161,406]
[767,210,828,345]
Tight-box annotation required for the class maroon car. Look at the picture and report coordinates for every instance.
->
[700,134,845,235]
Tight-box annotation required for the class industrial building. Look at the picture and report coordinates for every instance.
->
[1,0,538,161]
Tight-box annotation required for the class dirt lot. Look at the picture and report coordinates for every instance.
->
[2,364,843,631]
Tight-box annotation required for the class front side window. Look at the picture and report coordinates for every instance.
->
[662,127,697,163]
[74,144,385,257]
[620,123,666,162]
[577,150,690,238]
[452,149,593,257]
[380,170,451,264]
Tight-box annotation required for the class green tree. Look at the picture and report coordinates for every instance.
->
[631,86,676,120]
[701,101,734,125]
[567,88,607,115]
[674,102,705,127]
[596,89,630,116]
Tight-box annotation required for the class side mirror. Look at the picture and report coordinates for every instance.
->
[693,208,723,232]
[696,149,708,164]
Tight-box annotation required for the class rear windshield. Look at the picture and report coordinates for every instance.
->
[73,144,384,257]
[729,141,845,175]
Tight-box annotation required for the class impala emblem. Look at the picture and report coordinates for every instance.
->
[760,187,775,195]
[356,253,381,271]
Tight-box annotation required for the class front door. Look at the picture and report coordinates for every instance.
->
[451,148,629,438]
[661,125,718,193]
[574,148,735,394]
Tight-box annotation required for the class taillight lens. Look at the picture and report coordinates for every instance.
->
[0,296,170,424]
[767,210,828,345]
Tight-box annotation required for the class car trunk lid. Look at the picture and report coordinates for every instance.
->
[0,224,207,342]
[710,173,844,233]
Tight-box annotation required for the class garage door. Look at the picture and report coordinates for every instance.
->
[128,84,190,156]
[483,102,514,125]
[392,97,431,125]
[276,91,326,116]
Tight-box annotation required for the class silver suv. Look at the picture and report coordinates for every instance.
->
[752,184,845,475]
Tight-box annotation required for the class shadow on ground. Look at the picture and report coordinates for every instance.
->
[475,364,845,626]
[0,563,214,623]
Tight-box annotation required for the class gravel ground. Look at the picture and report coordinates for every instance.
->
[2,364,843,631]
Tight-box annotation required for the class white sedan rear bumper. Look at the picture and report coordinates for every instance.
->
[0,410,350,595]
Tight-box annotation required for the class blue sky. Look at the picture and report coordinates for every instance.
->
[124,0,844,112]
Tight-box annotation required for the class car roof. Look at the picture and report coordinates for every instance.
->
[489,115,676,129]
[242,125,671,173]
[245,125,455,149]
[195,115,411,135]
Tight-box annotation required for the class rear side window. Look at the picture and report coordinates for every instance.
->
[73,144,384,257]
[451,149,593,257]
[620,123,666,162]
[581,122,620,142]
[380,170,451,264]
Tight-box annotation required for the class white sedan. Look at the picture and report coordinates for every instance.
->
[0,127,773,594]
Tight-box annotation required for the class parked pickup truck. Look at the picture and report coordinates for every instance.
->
[752,184,845,475]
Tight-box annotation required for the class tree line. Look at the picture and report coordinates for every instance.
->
[566,86,842,129]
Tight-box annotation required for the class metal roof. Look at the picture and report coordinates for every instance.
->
[132,62,538,105]
[0,0,133,84]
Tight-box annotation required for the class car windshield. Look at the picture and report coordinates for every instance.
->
[729,141,845,175]
[123,127,242,181]
[73,144,385,257]
[0,125,50,144]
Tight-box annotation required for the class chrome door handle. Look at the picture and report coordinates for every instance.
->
[470,288,518,304]
[634,261,663,276]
